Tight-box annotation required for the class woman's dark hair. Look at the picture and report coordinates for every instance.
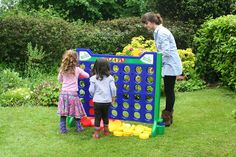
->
[91,58,111,80]
[141,12,163,25]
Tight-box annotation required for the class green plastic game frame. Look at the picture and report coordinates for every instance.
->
[152,52,164,137]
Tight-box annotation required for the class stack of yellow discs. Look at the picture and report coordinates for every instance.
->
[108,120,152,139]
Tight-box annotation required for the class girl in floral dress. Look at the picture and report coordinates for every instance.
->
[58,50,89,133]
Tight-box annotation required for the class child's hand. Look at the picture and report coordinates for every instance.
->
[112,97,116,103]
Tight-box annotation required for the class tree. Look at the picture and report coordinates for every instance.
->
[0,0,19,11]
[19,0,157,21]
[157,0,236,25]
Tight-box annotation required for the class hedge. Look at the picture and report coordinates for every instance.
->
[96,17,196,49]
[0,14,195,73]
[0,15,79,66]
[193,15,236,90]
[157,0,236,25]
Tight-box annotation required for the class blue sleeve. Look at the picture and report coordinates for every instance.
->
[158,33,171,57]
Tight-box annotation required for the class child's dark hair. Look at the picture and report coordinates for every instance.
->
[141,12,163,25]
[91,58,111,80]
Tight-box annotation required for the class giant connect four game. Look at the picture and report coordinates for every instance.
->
[72,48,164,136]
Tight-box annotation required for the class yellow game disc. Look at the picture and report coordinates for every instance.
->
[143,131,151,136]
[109,125,117,132]
[133,130,142,136]
[139,133,150,140]
[113,120,122,126]
[123,129,132,136]
[135,127,144,133]
[123,133,130,136]
[130,125,135,130]
[113,131,123,136]
[144,127,152,132]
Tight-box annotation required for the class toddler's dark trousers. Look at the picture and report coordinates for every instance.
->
[94,102,111,127]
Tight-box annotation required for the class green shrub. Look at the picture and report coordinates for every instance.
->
[157,0,236,25]
[96,17,152,40]
[165,20,196,49]
[0,69,25,94]
[97,17,140,38]
[115,35,204,92]
[76,27,126,54]
[177,48,206,92]
[0,69,29,102]
[0,14,79,71]
[32,80,60,106]
[178,48,195,76]
[26,42,46,77]
[0,14,194,75]
[175,79,206,92]
[19,0,157,21]
[96,17,195,49]
[175,65,206,92]
[0,88,31,107]
[175,78,206,92]
[193,15,236,90]
[0,13,130,72]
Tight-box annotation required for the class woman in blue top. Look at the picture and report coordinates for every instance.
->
[141,12,182,126]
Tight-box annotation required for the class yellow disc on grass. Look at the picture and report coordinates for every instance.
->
[142,131,151,136]
[133,130,142,136]
[144,127,152,132]
[135,127,144,133]
[109,125,118,132]
[123,129,133,136]
[113,131,123,136]
[139,133,150,140]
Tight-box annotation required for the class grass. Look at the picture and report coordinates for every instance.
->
[0,88,236,157]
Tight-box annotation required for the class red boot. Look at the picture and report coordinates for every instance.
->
[92,127,100,139]
[103,126,110,136]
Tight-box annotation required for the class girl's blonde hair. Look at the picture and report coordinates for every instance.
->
[60,50,78,75]
[141,12,163,25]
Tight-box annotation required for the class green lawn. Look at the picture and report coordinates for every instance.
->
[0,88,235,157]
